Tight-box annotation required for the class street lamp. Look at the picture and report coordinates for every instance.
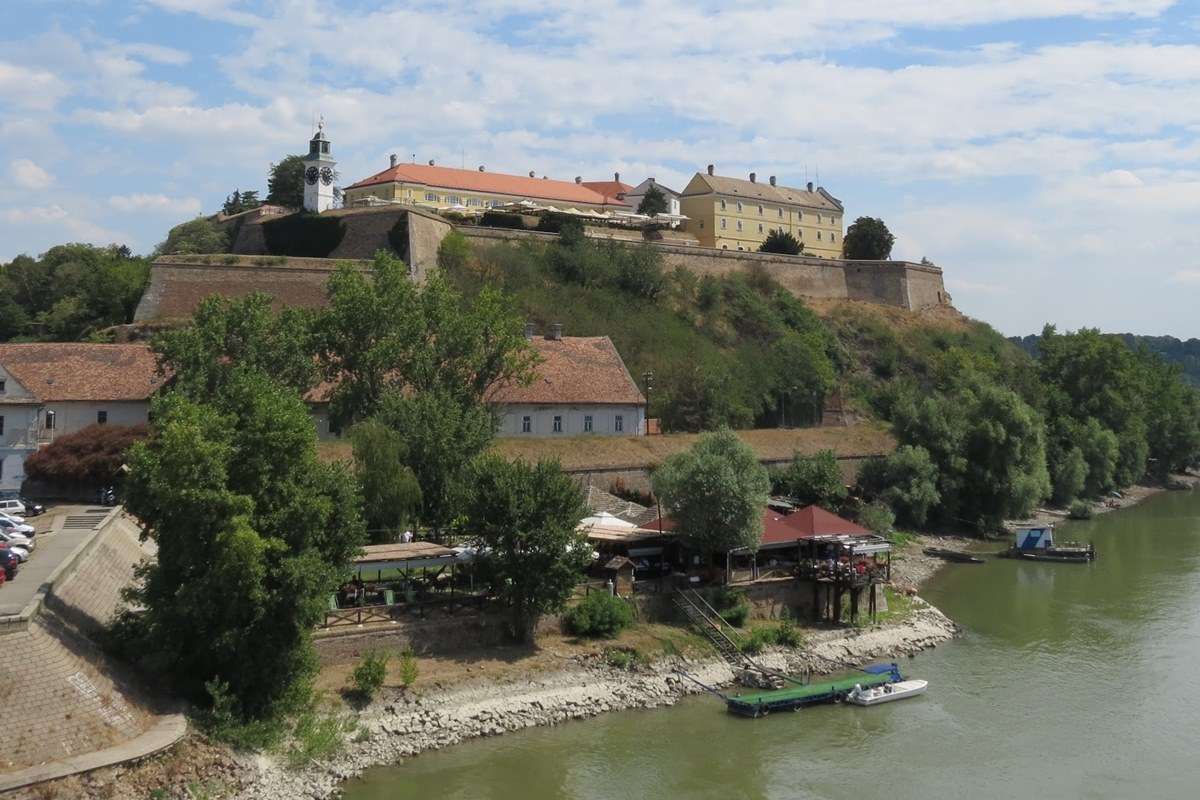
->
[642,370,654,435]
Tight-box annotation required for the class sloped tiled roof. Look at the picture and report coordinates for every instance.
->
[581,179,635,203]
[639,505,869,548]
[0,343,165,402]
[346,163,630,207]
[682,172,841,211]
[487,336,645,406]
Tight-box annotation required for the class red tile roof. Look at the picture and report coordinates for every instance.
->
[639,505,870,548]
[345,163,630,208]
[486,336,645,406]
[0,343,165,402]
[581,179,635,203]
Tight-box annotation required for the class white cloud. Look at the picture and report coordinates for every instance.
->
[1170,269,1200,285]
[9,158,53,190]
[1,205,68,224]
[0,61,68,110]
[1098,169,1144,187]
[108,193,202,215]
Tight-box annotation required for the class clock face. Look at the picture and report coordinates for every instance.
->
[320,166,334,186]
[304,166,319,185]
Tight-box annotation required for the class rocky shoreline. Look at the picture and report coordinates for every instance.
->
[232,600,958,800]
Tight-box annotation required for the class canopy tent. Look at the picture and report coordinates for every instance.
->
[352,541,461,572]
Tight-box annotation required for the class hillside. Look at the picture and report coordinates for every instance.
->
[1012,332,1200,386]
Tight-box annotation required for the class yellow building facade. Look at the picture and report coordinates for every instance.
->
[678,169,844,258]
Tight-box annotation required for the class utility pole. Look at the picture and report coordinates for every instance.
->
[642,370,654,435]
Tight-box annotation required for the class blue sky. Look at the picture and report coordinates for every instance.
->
[3,0,1200,337]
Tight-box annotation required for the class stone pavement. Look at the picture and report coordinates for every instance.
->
[0,506,112,617]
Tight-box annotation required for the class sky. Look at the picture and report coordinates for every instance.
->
[3,1,1200,337]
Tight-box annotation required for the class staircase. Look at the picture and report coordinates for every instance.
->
[674,589,747,668]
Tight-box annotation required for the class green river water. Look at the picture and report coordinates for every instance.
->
[342,490,1200,800]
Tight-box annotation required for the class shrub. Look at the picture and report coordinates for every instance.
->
[437,230,472,273]
[720,602,750,628]
[261,212,347,257]
[1068,499,1094,520]
[859,501,895,535]
[199,679,285,751]
[740,620,804,653]
[479,210,527,230]
[758,229,803,256]
[286,706,354,768]
[398,649,418,688]
[604,646,646,669]
[774,449,847,508]
[773,618,804,648]
[349,651,388,701]
[24,423,149,486]
[564,592,634,638]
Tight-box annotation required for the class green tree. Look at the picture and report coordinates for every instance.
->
[774,449,847,508]
[240,189,261,210]
[116,371,366,719]
[436,230,472,273]
[841,216,895,260]
[636,184,669,216]
[349,419,422,543]
[153,292,321,401]
[267,155,306,209]
[156,217,229,256]
[652,429,771,555]
[758,229,802,256]
[223,190,244,215]
[462,455,590,642]
[1138,351,1200,479]
[856,444,941,527]
[1077,418,1120,496]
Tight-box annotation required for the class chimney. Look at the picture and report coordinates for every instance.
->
[648,177,655,184]
[806,181,814,192]
[428,159,435,166]
[478,165,486,172]
[769,175,776,186]
[614,171,620,182]
[575,176,582,184]
[524,321,536,339]
[548,323,563,341]
[529,170,536,178]
[749,172,756,183]
[707,164,714,176]
[390,153,398,168]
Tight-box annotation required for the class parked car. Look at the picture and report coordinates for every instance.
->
[0,528,35,553]
[0,499,27,517]
[17,497,44,517]
[0,510,26,525]
[0,544,19,579]
[0,539,29,564]
[0,517,34,537]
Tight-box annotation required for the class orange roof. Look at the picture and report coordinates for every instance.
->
[346,163,630,207]
[640,505,870,548]
[487,336,645,406]
[581,179,634,203]
[0,343,165,402]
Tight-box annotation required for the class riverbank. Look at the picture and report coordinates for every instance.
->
[232,600,957,800]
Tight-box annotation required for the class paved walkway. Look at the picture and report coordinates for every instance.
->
[0,506,111,616]
[0,712,188,794]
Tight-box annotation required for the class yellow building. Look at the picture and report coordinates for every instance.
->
[678,167,844,258]
[342,157,631,213]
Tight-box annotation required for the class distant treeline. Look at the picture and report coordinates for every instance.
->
[1013,333,1200,386]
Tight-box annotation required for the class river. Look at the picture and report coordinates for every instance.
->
[342,490,1200,800]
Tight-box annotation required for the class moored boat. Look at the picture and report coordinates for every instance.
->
[923,547,985,564]
[725,663,904,717]
[847,679,928,706]
[1006,525,1095,562]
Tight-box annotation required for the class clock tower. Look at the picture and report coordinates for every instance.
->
[302,118,336,213]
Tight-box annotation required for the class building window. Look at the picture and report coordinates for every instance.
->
[817,231,822,240]
[466,198,481,206]
[44,410,55,430]
[720,199,726,211]
[425,192,437,202]
[448,195,462,205]
[0,379,5,393]
[522,416,531,433]
[777,208,783,218]
[720,218,726,229]
[757,205,763,215]
[817,214,822,224]
[736,220,743,231]
[615,415,624,433]
[758,223,763,233]
[736,201,743,212]
[0,416,4,436]
[832,233,837,242]
[553,415,563,433]
[584,415,593,433]
[699,220,704,229]
[97,410,108,425]
[797,211,803,220]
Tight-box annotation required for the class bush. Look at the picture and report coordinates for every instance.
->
[199,679,286,751]
[24,423,149,486]
[773,618,804,648]
[349,651,388,701]
[479,210,527,230]
[740,620,804,654]
[398,648,418,688]
[1068,500,1094,520]
[564,592,634,638]
[604,646,646,669]
[261,212,347,257]
[286,706,354,768]
[720,602,750,628]
[774,449,847,508]
[437,230,472,273]
[859,502,895,535]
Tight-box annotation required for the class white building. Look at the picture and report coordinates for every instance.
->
[0,344,164,492]
[623,178,682,217]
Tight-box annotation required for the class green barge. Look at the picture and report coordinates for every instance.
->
[726,663,903,718]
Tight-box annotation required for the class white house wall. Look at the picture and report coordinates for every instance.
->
[496,404,645,437]
[41,401,150,443]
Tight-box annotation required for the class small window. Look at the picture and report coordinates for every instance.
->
[720,199,726,211]
[44,409,56,430]
[817,214,822,224]
[777,208,783,218]
[0,379,5,393]
[757,205,763,215]
[522,416,532,433]
[466,198,481,207]
[699,220,704,229]
[817,231,822,240]
[758,223,763,233]
[736,220,743,231]
[584,415,593,433]
[0,416,4,436]
[97,410,108,425]
[720,218,726,229]
[615,415,624,433]
[736,201,743,212]
[797,211,803,220]
[425,192,437,201]
[448,195,462,205]
[553,415,563,433]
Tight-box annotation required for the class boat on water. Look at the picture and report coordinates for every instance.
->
[923,547,985,564]
[725,663,903,718]
[846,679,928,706]
[1005,525,1095,563]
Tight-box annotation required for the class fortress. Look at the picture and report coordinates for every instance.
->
[135,204,951,323]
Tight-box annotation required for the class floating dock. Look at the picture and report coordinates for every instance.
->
[726,663,903,718]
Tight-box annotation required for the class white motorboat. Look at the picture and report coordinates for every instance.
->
[846,679,928,706]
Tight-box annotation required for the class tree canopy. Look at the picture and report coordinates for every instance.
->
[156,217,229,256]
[636,184,669,216]
[222,189,262,216]
[772,449,847,508]
[652,429,771,554]
[267,155,306,209]
[758,229,803,256]
[841,216,895,260]
[349,419,422,543]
